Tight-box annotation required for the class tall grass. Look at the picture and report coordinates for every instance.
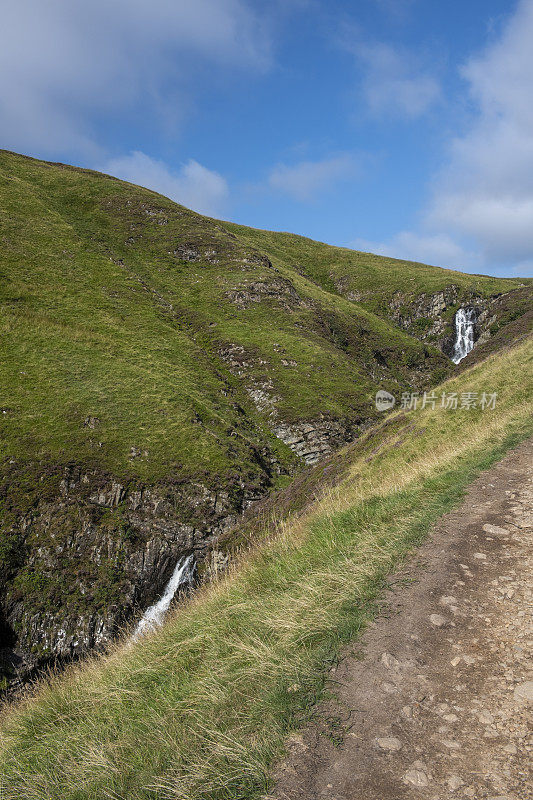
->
[1,338,532,800]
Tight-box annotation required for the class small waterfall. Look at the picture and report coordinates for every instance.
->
[451,307,476,364]
[132,554,195,640]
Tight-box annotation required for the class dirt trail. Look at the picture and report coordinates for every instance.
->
[270,438,533,800]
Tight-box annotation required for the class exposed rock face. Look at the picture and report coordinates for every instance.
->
[172,243,205,262]
[218,341,365,464]
[170,235,274,272]
[273,418,359,465]
[475,307,498,347]
[387,287,499,358]
[386,285,533,368]
[0,464,271,689]
[225,278,307,311]
[389,286,460,342]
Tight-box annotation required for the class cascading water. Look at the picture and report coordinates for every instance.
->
[132,554,195,640]
[451,307,476,364]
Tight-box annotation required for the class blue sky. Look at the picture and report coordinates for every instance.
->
[2,0,532,277]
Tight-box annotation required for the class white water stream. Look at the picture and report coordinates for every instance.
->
[130,309,475,639]
[451,307,476,364]
[132,554,194,640]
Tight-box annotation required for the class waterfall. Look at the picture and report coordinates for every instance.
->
[451,307,476,364]
[132,554,195,640]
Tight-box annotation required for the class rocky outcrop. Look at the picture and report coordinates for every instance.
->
[453,287,533,369]
[273,417,360,465]
[386,287,501,358]
[168,231,274,271]
[388,286,460,342]
[224,277,307,311]
[386,285,533,368]
[0,463,272,690]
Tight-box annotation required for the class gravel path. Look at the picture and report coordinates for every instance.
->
[270,438,533,800]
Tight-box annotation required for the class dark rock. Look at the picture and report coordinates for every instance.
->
[0,463,273,691]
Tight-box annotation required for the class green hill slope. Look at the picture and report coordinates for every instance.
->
[1,150,457,476]
[0,149,529,689]
[1,333,531,800]
[223,223,515,303]
[222,223,531,353]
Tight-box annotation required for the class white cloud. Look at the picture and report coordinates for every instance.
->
[351,232,480,270]
[354,1,533,276]
[351,41,440,118]
[101,151,229,216]
[0,0,270,157]
[427,0,533,270]
[268,154,358,202]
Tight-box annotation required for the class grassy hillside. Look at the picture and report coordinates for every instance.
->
[1,149,525,483]
[1,149,463,484]
[1,335,531,800]
[222,223,524,314]
[222,223,533,356]
[0,148,530,691]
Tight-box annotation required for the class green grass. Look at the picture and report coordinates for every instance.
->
[0,154,284,484]
[0,150,454,486]
[4,148,529,656]
[221,222,527,313]
[1,149,526,488]
[0,149,531,790]
[1,336,531,800]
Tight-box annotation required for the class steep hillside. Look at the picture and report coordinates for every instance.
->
[0,149,528,688]
[1,334,531,800]
[223,223,531,355]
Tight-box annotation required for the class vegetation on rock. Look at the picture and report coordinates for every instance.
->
[0,148,531,688]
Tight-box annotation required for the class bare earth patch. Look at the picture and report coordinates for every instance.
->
[270,438,532,800]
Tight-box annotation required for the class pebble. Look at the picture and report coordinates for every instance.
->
[381,652,400,670]
[513,681,533,703]
[447,775,465,791]
[451,654,476,666]
[486,796,516,800]
[375,736,402,752]
[429,613,448,627]
[402,761,429,787]
[442,739,461,750]
[440,595,457,606]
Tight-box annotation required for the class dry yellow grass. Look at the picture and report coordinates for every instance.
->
[1,337,532,800]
